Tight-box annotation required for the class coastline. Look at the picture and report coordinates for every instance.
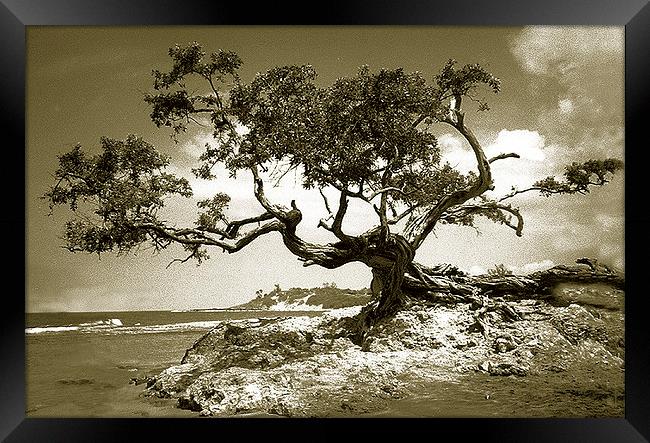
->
[25,282,624,418]
[146,283,624,418]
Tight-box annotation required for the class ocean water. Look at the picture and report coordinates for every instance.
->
[26,285,624,418]
[26,310,322,417]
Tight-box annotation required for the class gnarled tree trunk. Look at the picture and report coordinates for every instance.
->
[344,258,623,347]
[401,258,624,302]
[349,234,416,344]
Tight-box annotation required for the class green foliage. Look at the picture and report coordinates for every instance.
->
[434,59,500,110]
[235,285,372,310]
[145,42,242,137]
[306,287,373,308]
[435,59,501,94]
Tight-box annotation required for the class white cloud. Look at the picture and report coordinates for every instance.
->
[466,265,487,276]
[510,26,623,77]
[439,133,474,174]
[438,133,465,151]
[486,129,552,197]
[512,259,555,274]
[509,26,624,161]
[180,131,213,159]
[441,129,553,198]
[179,123,250,160]
[558,98,574,115]
[463,260,555,276]
[485,129,546,162]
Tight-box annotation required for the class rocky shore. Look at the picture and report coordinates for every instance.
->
[141,280,624,417]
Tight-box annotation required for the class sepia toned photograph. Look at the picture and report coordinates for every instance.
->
[26,26,625,418]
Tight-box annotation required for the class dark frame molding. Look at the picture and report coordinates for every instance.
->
[2,0,648,441]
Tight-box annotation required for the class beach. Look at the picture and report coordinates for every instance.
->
[26,284,624,419]
[26,310,321,417]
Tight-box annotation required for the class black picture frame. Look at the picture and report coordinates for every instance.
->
[3,0,648,441]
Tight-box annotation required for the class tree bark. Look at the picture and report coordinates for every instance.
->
[343,258,623,347]
[400,259,624,302]
[348,234,416,345]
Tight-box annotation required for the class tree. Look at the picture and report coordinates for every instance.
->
[44,42,623,337]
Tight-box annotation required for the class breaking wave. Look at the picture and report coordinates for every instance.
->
[25,326,80,334]
[26,318,221,335]
[78,318,124,327]
[115,321,222,335]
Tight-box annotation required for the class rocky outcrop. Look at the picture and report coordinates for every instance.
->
[232,286,372,311]
[144,279,624,417]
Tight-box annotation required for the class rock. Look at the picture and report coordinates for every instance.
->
[551,304,608,345]
[129,375,155,386]
[487,362,528,377]
[57,378,94,385]
[515,349,534,360]
[493,335,517,353]
[551,283,623,311]
[178,395,202,412]
[140,287,623,417]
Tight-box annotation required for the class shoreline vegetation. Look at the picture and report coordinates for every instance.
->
[133,258,624,417]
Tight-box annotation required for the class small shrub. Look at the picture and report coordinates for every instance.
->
[487,264,513,277]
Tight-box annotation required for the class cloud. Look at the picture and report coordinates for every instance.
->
[558,98,574,115]
[462,260,555,277]
[510,26,622,77]
[170,124,382,241]
[179,131,212,159]
[509,27,624,162]
[512,259,555,274]
[179,123,250,160]
[466,265,487,276]
[438,132,473,173]
[486,129,546,162]
[440,129,554,197]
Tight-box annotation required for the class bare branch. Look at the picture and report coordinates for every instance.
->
[409,114,427,129]
[271,163,298,187]
[444,202,525,237]
[166,250,197,269]
[138,220,284,254]
[377,160,393,234]
[489,152,521,163]
[498,186,564,202]
[410,114,494,249]
[499,205,524,237]
[330,181,371,204]
[331,191,351,240]
[367,186,413,201]
[221,212,275,238]
[319,188,333,215]
[388,205,417,225]
[317,191,352,242]
[250,165,288,219]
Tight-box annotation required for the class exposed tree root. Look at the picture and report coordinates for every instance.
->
[403,258,623,302]
[346,258,624,347]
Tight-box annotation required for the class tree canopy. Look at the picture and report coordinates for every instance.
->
[45,42,623,317]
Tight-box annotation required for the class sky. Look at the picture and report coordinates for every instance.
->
[26,26,625,312]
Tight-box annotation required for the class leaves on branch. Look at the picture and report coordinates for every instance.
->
[44,135,192,254]
[46,43,623,267]
[196,193,231,230]
[533,158,624,197]
[146,42,242,139]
